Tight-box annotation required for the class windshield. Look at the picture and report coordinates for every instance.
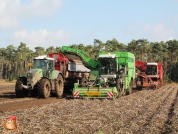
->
[99,58,116,75]
[33,59,46,69]
[146,65,157,75]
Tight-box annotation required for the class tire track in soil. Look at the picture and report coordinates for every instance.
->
[0,83,66,113]
[0,97,66,112]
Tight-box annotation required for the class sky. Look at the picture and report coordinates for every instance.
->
[0,0,178,50]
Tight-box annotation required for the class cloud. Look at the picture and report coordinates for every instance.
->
[20,0,62,17]
[0,0,20,29]
[142,23,174,42]
[0,17,19,30]
[9,29,70,50]
[0,0,62,29]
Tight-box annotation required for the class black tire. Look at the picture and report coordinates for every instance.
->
[37,79,51,98]
[15,77,28,98]
[56,74,64,98]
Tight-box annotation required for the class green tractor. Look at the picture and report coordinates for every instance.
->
[15,55,64,98]
[73,52,135,99]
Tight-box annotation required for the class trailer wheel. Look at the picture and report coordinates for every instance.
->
[56,74,64,98]
[15,77,28,98]
[37,79,51,98]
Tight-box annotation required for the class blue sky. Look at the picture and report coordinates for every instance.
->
[0,0,178,50]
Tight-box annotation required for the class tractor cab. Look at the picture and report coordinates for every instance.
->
[99,54,117,77]
[26,56,55,88]
[145,63,158,76]
[33,55,55,73]
[97,54,118,88]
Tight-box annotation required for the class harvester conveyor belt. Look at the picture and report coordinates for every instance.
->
[60,46,99,69]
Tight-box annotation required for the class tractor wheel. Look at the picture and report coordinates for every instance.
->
[37,79,51,98]
[15,77,28,98]
[116,78,122,97]
[55,74,64,98]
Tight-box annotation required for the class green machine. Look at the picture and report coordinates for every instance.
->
[73,51,135,99]
[15,55,64,98]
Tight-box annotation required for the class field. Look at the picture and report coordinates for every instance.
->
[0,82,178,134]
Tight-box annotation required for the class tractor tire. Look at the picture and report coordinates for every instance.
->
[37,79,51,98]
[15,77,28,98]
[55,74,64,98]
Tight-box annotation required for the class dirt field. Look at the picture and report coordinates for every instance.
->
[0,82,178,134]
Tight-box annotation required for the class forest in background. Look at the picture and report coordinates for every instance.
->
[0,38,178,82]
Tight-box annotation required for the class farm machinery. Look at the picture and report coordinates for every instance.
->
[15,46,95,98]
[135,60,163,89]
[73,52,135,99]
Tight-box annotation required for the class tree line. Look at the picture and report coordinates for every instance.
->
[0,38,178,81]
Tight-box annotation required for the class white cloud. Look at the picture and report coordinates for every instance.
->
[0,0,62,29]
[9,29,70,50]
[0,17,19,30]
[20,0,62,17]
[0,0,21,29]
[141,23,174,42]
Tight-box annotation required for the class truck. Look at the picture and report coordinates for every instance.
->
[73,51,135,99]
[15,47,93,98]
[135,60,163,89]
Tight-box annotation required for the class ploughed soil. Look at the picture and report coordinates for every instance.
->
[0,82,139,113]
[0,83,64,112]
[0,82,178,134]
